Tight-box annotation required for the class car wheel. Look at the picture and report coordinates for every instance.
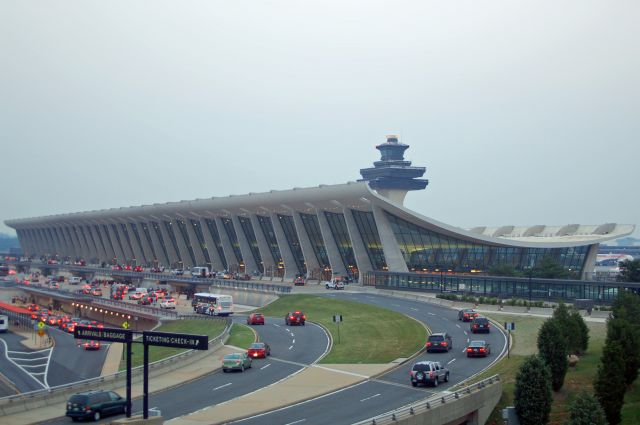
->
[222,369,228,373]
[411,381,417,387]
[93,411,101,421]
[444,372,449,382]
[71,418,79,422]
[433,377,438,387]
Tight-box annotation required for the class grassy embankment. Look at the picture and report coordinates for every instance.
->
[473,314,640,425]
[256,294,427,363]
[119,319,227,370]
[226,323,256,349]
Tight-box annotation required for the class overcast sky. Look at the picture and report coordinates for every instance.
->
[1,1,638,240]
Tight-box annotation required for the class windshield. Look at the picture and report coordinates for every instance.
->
[469,341,485,347]
[428,335,444,341]
[250,343,264,349]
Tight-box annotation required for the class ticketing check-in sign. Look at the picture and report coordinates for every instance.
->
[74,326,133,343]
[142,330,208,350]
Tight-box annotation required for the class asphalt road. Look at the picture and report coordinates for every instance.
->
[230,291,507,425]
[0,331,48,395]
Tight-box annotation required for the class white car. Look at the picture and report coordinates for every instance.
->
[325,280,345,290]
[160,298,176,309]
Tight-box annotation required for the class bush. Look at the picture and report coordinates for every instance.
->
[566,391,607,425]
[570,310,589,355]
[537,318,569,391]
[514,355,553,425]
[595,340,626,425]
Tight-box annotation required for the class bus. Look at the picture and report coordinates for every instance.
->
[192,293,234,316]
[0,315,8,333]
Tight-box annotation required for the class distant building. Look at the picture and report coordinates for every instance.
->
[4,136,635,280]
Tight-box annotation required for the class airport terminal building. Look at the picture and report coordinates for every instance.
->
[5,136,634,281]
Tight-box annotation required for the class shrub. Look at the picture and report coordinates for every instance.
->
[566,391,607,425]
[537,318,569,391]
[514,355,552,425]
[594,340,626,425]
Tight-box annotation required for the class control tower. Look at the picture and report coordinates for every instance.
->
[359,135,428,205]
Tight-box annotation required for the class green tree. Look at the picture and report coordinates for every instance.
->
[570,310,589,354]
[606,315,640,386]
[594,340,626,425]
[612,290,640,325]
[488,264,522,277]
[532,255,572,279]
[514,355,553,425]
[618,259,640,283]
[553,302,584,355]
[538,318,569,391]
[565,391,607,425]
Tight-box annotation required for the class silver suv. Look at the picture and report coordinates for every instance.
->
[409,361,450,387]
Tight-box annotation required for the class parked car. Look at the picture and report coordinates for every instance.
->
[160,298,176,309]
[426,332,452,352]
[247,313,265,325]
[409,361,449,387]
[247,342,271,359]
[222,352,252,372]
[325,280,345,290]
[458,309,479,322]
[466,340,491,357]
[470,317,491,333]
[65,390,126,422]
[293,277,305,286]
[285,311,306,326]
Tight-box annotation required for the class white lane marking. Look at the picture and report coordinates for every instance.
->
[410,307,418,311]
[455,324,461,329]
[292,339,295,344]
[273,324,281,328]
[428,312,436,316]
[212,383,232,391]
[43,345,54,388]
[447,358,456,365]
[285,328,290,333]
[10,356,49,362]
[260,363,271,370]
[288,345,294,350]
[290,333,295,338]
[392,304,401,307]
[462,348,467,354]
[360,393,381,402]
[464,331,468,335]
[0,339,46,389]
[284,419,306,425]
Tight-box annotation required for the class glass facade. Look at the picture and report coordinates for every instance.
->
[163,221,183,264]
[257,215,283,277]
[351,210,387,271]
[385,211,590,273]
[151,221,170,266]
[239,217,263,273]
[190,219,212,267]
[175,218,196,266]
[138,222,157,263]
[277,214,306,275]
[221,217,243,266]
[204,218,227,270]
[299,213,330,269]
[324,212,357,278]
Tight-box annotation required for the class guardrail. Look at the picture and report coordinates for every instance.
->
[353,374,501,425]
[0,317,231,416]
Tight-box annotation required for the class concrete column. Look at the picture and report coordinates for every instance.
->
[84,224,101,262]
[215,217,238,271]
[45,227,62,256]
[95,225,115,260]
[133,222,154,267]
[292,212,320,278]
[158,220,182,268]
[582,243,599,280]
[71,224,91,261]
[54,225,72,258]
[270,213,298,279]
[113,223,135,263]
[105,223,127,265]
[89,224,109,263]
[371,205,408,273]
[342,207,373,278]
[66,225,83,259]
[184,218,206,267]
[198,217,225,271]
[78,225,97,261]
[146,221,171,267]
[250,214,275,273]
[316,209,348,277]
[232,216,258,274]
[17,228,34,256]
[170,219,195,268]
[124,222,147,266]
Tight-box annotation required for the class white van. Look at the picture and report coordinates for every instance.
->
[68,276,82,284]
[0,315,8,333]
[191,267,210,278]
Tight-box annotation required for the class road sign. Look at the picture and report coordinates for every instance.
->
[333,314,343,323]
[122,321,129,329]
[74,325,133,343]
[142,330,208,350]
[37,321,45,329]
[504,322,515,331]
[37,329,45,337]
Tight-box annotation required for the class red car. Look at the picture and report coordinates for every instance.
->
[27,304,40,312]
[247,313,265,325]
[458,309,479,322]
[294,277,305,286]
[247,342,270,359]
[285,311,306,326]
[83,341,101,350]
[134,266,143,272]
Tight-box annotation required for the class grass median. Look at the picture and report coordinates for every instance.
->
[118,319,227,370]
[256,294,427,364]
[226,323,256,349]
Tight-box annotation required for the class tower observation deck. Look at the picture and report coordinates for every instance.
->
[359,135,428,205]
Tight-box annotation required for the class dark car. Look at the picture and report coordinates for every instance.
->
[409,361,449,387]
[466,340,491,357]
[66,390,126,421]
[426,332,452,352]
[247,313,265,325]
[458,309,479,322]
[285,311,306,326]
[470,317,491,333]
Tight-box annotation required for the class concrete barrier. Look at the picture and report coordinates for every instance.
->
[528,307,554,316]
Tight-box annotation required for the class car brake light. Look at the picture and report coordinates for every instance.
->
[467,348,473,352]
[290,316,294,320]
[479,348,485,352]
[441,342,448,346]
[302,315,306,319]
[426,342,432,346]
[473,325,478,328]
[429,371,434,378]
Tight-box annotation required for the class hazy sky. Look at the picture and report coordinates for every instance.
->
[1,1,638,239]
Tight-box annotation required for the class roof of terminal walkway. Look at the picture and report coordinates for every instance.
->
[0,301,32,315]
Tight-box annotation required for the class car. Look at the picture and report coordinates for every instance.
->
[222,352,252,372]
[285,311,306,326]
[138,297,153,305]
[134,266,143,272]
[325,280,345,290]
[46,316,59,326]
[66,390,126,422]
[169,269,184,276]
[68,277,82,285]
[466,340,491,357]
[129,292,144,300]
[160,298,176,309]
[27,304,39,312]
[426,332,452,352]
[247,342,271,358]
[409,361,449,387]
[293,277,305,286]
[91,288,103,297]
[470,317,491,333]
[83,340,101,351]
[247,313,265,325]
[458,309,479,322]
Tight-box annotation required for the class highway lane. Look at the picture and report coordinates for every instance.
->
[45,315,330,424]
[232,291,507,425]
[0,332,48,394]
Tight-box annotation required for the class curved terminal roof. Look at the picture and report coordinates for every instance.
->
[5,181,634,249]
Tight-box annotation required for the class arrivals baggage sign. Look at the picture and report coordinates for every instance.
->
[142,330,208,350]
[74,326,133,343]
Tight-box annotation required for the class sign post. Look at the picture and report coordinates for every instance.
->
[333,314,343,344]
[504,322,515,358]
